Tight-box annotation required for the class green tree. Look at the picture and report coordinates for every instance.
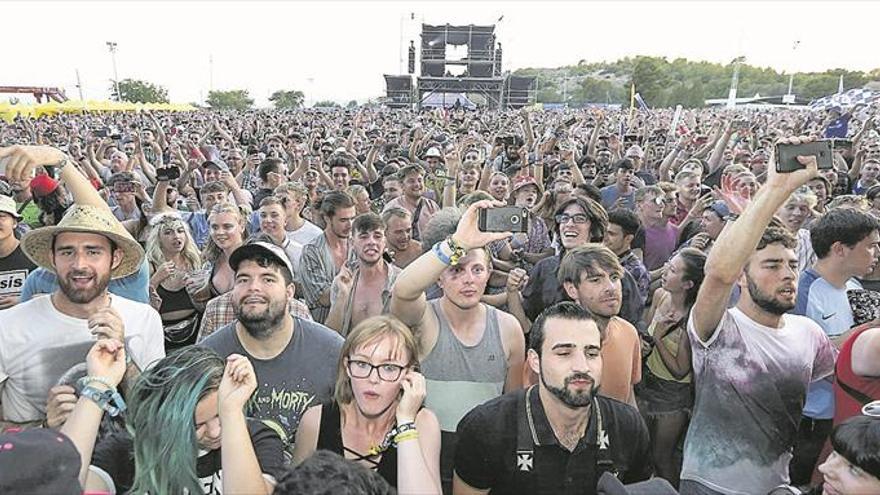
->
[630,56,670,107]
[268,89,305,109]
[206,90,254,111]
[346,100,358,108]
[111,78,169,103]
[313,100,340,108]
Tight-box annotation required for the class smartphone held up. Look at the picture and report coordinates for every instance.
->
[478,206,529,234]
[775,140,834,173]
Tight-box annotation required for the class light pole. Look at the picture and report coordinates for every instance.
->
[787,40,800,96]
[106,41,120,101]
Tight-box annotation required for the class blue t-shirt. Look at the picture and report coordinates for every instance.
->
[824,114,852,139]
[793,268,859,419]
[182,211,210,249]
[20,258,151,305]
[599,185,635,211]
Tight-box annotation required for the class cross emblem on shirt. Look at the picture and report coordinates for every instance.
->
[516,451,533,471]
[598,430,610,450]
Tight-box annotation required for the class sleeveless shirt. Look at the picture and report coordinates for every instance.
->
[421,300,508,432]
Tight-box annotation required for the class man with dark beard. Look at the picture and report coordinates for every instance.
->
[453,302,651,494]
[201,240,342,452]
[681,137,838,495]
[0,144,164,431]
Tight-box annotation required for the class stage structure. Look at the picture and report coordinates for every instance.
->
[384,23,536,109]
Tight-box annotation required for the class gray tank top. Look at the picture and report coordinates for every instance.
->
[421,299,508,432]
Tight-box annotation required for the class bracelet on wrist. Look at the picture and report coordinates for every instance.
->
[77,375,114,391]
[394,430,420,444]
[445,236,466,266]
[80,384,127,417]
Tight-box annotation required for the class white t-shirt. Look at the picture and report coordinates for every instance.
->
[0,294,165,423]
[286,220,322,247]
[681,307,837,495]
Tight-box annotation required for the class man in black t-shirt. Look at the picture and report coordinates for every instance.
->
[0,195,36,309]
[453,302,651,495]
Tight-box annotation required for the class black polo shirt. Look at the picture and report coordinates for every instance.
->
[454,387,651,494]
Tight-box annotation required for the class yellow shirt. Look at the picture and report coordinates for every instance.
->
[646,322,692,384]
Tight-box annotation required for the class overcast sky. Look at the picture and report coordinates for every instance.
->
[5,1,879,106]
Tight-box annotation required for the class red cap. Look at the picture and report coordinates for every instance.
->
[29,174,60,197]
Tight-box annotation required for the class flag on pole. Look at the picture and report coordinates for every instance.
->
[634,92,649,110]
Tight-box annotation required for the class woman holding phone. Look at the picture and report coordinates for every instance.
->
[292,315,442,494]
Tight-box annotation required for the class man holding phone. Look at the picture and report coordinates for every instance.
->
[680,138,837,495]
[390,201,525,493]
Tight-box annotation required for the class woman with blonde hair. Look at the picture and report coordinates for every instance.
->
[190,203,248,305]
[146,213,203,350]
[293,315,441,494]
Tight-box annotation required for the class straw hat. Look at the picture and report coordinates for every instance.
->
[21,205,145,279]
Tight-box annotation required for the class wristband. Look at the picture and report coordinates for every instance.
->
[77,376,114,391]
[432,242,452,265]
[445,236,466,266]
[80,385,127,417]
[394,430,420,444]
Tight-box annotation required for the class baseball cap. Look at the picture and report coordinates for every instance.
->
[0,428,82,495]
[229,241,294,282]
[624,145,645,159]
[0,195,21,220]
[202,160,229,172]
[29,174,60,197]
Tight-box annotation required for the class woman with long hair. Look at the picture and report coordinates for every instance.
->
[190,203,248,305]
[292,315,442,493]
[637,247,707,486]
[85,346,284,494]
[146,213,203,351]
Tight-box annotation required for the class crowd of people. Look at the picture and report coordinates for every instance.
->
[0,102,879,495]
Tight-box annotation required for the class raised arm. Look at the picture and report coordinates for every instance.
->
[706,121,734,176]
[61,339,127,487]
[389,201,511,330]
[218,355,274,495]
[691,137,819,342]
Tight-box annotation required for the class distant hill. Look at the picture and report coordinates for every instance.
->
[513,56,880,108]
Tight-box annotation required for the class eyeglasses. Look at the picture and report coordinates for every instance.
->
[347,359,407,382]
[555,213,590,225]
[863,400,880,417]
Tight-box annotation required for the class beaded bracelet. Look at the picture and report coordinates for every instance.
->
[77,376,114,390]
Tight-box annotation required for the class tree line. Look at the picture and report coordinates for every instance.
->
[514,56,880,108]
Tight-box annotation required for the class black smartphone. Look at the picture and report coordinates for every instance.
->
[478,207,529,233]
[776,141,833,173]
[156,167,181,182]
[563,117,577,127]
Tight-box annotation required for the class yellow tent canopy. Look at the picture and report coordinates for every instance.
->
[0,100,195,121]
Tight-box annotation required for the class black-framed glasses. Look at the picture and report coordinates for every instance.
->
[555,213,589,225]
[347,358,407,382]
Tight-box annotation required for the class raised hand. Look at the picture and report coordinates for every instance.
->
[218,354,258,415]
[396,369,427,424]
[506,267,529,293]
[86,339,127,388]
[88,307,125,342]
[333,265,355,295]
[0,145,67,183]
[451,200,513,252]
[46,385,78,428]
